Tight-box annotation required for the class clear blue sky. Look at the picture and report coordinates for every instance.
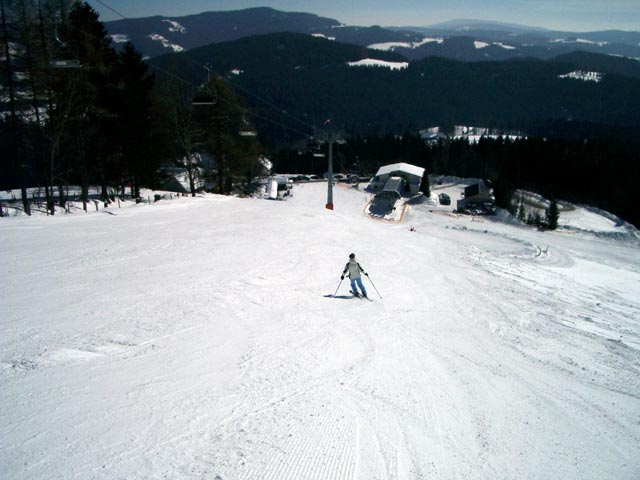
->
[87,0,640,32]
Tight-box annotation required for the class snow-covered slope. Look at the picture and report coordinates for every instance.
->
[1,183,639,479]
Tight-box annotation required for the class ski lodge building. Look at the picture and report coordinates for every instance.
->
[369,163,425,195]
[456,180,495,213]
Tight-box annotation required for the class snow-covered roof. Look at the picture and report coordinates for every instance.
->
[375,162,425,180]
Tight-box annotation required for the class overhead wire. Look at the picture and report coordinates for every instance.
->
[90,0,129,24]
[85,0,320,138]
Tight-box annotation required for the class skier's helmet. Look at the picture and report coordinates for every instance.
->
[349,253,355,259]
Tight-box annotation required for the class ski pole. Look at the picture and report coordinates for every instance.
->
[333,278,343,297]
[365,273,382,298]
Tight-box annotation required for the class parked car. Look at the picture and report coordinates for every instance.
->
[438,193,451,205]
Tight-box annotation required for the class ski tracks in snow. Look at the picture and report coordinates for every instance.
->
[196,279,366,479]
[3,184,640,479]
[208,270,455,479]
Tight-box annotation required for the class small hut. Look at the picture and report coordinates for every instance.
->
[369,163,425,195]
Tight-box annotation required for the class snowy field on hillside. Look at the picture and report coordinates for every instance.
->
[1,183,639,479]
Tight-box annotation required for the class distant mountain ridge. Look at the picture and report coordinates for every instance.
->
[386,21,640,61]
[105,7,341,58]
[411,19,552,33]
[150,32,640,141]
[104,8,640,62]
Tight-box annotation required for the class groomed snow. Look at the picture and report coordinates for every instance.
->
[147,33,184,52]
[1,183,639,479]
[110,34,130,44]
[558,70,604,83]
[347,59,409,70]
[551,38,608,47]
[494,42,516,50]
[162,20,186,34]
[368,41,413,51]
[474,41,516,50]
[559,206,623,232]
[367,38,443,51]
[311,33,336,41]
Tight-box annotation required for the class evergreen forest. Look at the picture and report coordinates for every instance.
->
[1,3,639,228]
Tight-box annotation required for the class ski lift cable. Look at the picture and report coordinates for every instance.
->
[244,109,314,137]
[173,50,317,134]
[188,79,312,136]
[220,78,317,132]
[65,19,314,136]
[85,0,320,137]
[191,74,315,136]
[91,0,129,21]
[69,19,314,138]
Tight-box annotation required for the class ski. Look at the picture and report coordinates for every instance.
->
[350,290,372,301]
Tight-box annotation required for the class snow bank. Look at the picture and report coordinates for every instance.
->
[559,204,640,244]
[512,189,639,245]
[0,187,187,217]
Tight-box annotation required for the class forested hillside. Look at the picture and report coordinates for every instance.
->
[3,5,639,228]
[103,8,640,62]
[273,133,640,229]
[151,33,640,138]
[0,2,164,214]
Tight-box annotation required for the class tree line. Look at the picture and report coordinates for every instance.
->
[0,1,262,215]
[3,5,637,229]
[272,132,640,228]
[153,34,640,142]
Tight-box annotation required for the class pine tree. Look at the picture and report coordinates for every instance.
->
[114,42,156,198]
[419,172,431,197]
[42,0,120,212]
[533,211,543,227]
[193,75,261,194]
[0,0,38,215]
[546,199,560,230]
[517,198,526,222]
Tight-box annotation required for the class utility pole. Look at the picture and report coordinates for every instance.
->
[318,120,343,210]
[326,134,334,210]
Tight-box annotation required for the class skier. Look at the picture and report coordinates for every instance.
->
[341,253,368,298]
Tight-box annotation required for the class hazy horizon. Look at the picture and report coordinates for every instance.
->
[87,0,640,32]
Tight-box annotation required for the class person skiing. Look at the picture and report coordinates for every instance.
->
[341,253,368,298]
